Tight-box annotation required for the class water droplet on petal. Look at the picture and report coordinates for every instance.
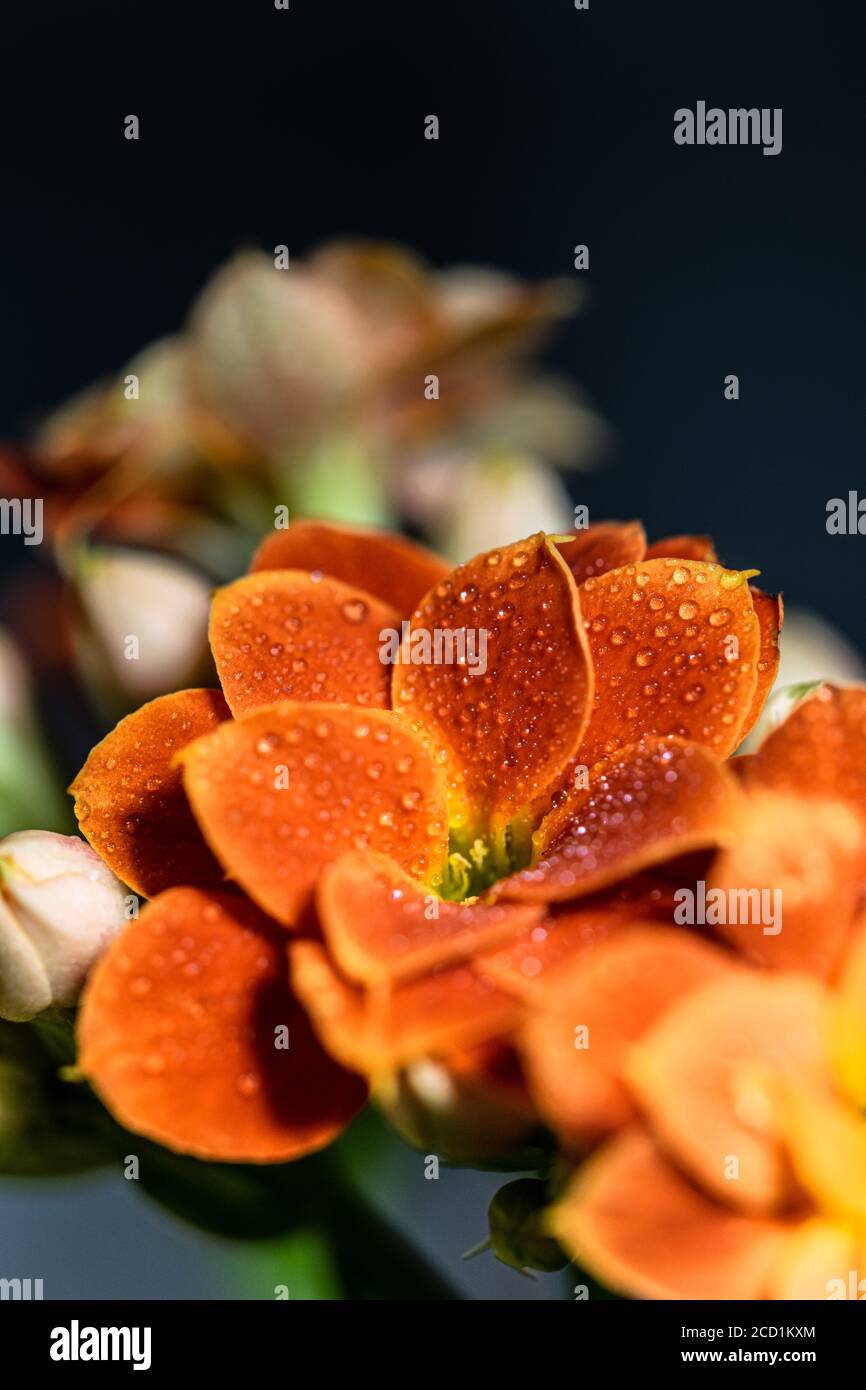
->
[340,599,368,624]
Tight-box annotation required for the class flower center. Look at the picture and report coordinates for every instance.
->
[439,823,532,901]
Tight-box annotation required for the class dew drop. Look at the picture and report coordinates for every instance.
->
[340,599,368,624]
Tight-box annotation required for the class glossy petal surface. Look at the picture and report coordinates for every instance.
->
[180,704,449,926]
[70,689,230,897]
[392,534,593,837]
[79,888,367,1161]
[501,738,744,905]
[250,518,448,614]
[579,558,761,766]
[210,570,398,716]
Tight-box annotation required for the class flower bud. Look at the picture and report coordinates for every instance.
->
[189,252,366,452]
[0,831,127,1021]
[378,1043,537,1165]
[405,451,575,564]
[488,1178,568,1273]
[73,546,211,705]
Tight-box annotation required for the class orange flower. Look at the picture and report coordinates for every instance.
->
[549,930,866,1300]
[537,685,866,1298]
[68,518,780,1164]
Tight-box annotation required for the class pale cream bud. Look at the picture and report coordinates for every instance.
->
[73,547,211,703]
[0,831,127,1021]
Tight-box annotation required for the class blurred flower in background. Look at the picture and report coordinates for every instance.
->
[1,240,607,713]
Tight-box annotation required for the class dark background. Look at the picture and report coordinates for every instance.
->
[2,0,865,646]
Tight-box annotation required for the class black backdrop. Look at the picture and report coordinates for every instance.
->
[3,0,865,644]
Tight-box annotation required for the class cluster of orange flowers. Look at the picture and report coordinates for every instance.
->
[69,518,866,1299]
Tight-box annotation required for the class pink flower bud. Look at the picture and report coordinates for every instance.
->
[0,831,127,1021]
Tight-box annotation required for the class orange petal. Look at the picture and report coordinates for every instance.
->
[289,939,523,1075]
[317,850,543,986]
[78,887,367,1161]
[179,703,449,927]
[210,570,398,717]
[554,521,646,584]
[645,534,718,563]
[709,788,866,978]
[550,1126,789,1300]
[744,683,866,819]
[250,518,449,615]
[767,1218,863,1300]
[738,589,783,742]
[391,533,593,841]
[517,926,739,1145]
[629,972,831,1213]
[69,689,230,897]
[578,557,761,766]
[476,903,636,1003]
[499,737,744,905]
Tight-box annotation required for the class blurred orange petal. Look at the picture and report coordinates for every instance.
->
[630,973,831,1213]
[250,518,448,615]
[744,684,866,819]
[476,902,636,1002]
[179,704,449,927]
[210,570,397,717]
[70,688,230,898]
[579,558,761,766]
[519,926,738,1145]
[290,939,523,1075]
[550,1126,789,1299]
[392,533,593,841]
[79,887,367,1161]
[709,789,866,978]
